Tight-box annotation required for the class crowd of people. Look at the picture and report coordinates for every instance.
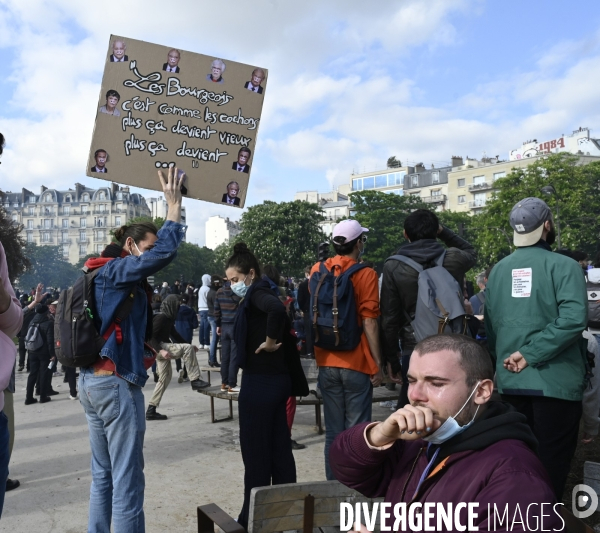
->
[0,137,599,530]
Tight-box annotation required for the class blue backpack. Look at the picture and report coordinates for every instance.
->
[309,262,368,351]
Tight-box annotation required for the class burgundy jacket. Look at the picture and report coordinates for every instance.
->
[330,402,563,532]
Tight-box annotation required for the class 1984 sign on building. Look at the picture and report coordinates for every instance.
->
[87,35,268,208]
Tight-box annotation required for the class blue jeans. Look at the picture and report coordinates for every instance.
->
[79,369,146,533]
[208,316,219,363]
[0,411,9,518]
[220,323,238,387]
[198,311,210,347]
[319,367,372,480]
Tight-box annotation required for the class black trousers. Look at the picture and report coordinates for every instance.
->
[502,394,582,500]
[65,367,77,397]
[18,337,28,370]
[26,352,50,400]
[237,373,296,529]
[303,314,314,356]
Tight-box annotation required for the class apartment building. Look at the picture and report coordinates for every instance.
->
[205,215,241,250]
[4,182,151,264]
[294,187,351,236]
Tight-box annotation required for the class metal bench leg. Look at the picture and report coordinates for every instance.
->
[209,395,235,424]
[315,403,323,435]
[229,398,233,419]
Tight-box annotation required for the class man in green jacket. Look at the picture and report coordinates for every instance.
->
[485,197,588,500]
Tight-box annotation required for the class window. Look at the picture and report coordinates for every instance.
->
[362,177,374,190]
[82,193,90,202]
[29,196,36,203]
[115,216,121,226]
[11,214,17,222]
[82,205,89,214]
[63,206,70,215]
[493,171,506,181]
[98,204,106,213]
[97,230,105,240]
[13,202,19,207]
[98,191,106,200]
[473,175,485,185]
[117,192,123,200]
[44,193,52,202]
[27,233,33,243]
[352,178,363,191]
[28,206,34,215]
[473,192,486,207]
[431,189,441,197]
[62,219,69,228]
[410,191,420,196]
[79,244,87,256]
[80,218,87,228]
[432,171,439,183]
[62,244,70,258]
[27,219,33,229]
[43,219,51,229]
[390,172,405,186]
[80,231,87,241]
[96,244,104,254]
[457,178,465,187]
[62,231,69,243]
[458,195,466,204]
[383,189,403,195]
[42,232,50,242]
[411,175,418,187]
[375,174,387,188]
[64,195,71,203]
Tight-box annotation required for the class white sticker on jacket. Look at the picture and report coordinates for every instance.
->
[512,268,532,297]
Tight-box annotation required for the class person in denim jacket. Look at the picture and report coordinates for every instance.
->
[79,167,186,533]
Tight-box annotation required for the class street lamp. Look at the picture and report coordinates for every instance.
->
[541,185,561,249]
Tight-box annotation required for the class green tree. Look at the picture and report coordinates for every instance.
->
[349,191,428,267]
[387,156,402,168]
[18,243,80,290]
[155,242,217,284]
[213,241,235,275]
[235,200,326,277]
[0,202,29,283]
[473,153,600,266]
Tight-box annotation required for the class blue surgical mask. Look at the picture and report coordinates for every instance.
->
[231,275,249,298]
[422,381,481,445]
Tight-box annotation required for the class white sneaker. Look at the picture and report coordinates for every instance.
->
[53,371,63,377]
[227,386,240,394]
[69,395,78,400]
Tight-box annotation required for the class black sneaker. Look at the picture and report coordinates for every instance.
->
[190,379,210,391]
[46,390,59,396]
[39,396,52,403]
[6,479,20,491]
[17,366,24,372]
[291,440,306,450]
[146,405,168,420]
[24,398,38,405]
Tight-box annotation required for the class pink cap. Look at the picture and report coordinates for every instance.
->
[332,220,369,242]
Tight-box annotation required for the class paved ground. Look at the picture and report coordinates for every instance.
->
[2,351,393,532]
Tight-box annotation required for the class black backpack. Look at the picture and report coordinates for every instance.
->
[54,266,135,368]
[309,262,368,350]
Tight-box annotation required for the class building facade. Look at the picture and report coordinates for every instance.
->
[205,215,241,250]
[146,196,186,240]
[4,182,151,264]
[294,188,351,236]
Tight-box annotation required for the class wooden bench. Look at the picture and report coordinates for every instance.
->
[198,480,383,533]
[197,385,399,431]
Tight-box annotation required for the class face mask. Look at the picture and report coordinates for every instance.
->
[231,275,249,298]
[422,381,481,445]
[128,240,144,257]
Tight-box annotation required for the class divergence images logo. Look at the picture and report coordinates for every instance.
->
[573,484,599,519]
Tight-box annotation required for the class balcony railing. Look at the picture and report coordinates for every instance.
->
[94,236,107,242]
[423,194,447,204]
[469,201,486,209]
[93,209,109,215]
[76,237,89,243]
[468,182,493,192]
[59,238,72,244]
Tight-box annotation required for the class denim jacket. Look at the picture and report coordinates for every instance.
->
[94,221,186,386]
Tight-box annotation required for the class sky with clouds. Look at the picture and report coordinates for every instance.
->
[1,0,600,246]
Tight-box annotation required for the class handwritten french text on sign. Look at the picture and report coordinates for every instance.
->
[86,35,268,208]
[512,268,532,298]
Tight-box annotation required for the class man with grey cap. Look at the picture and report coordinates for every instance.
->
[485,196,587,500]
[309,219,383,480]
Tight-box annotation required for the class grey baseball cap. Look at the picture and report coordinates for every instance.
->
[509,197,552,247]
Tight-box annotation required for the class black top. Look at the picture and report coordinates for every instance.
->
[297,279,310,313]
[28,312,55,358]
[244,285,288,375]
[207,287,217,317]
[150,313,186,352]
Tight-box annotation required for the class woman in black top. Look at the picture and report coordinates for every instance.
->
[228,243,296,530]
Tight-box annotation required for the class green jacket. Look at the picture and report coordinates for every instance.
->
[485,244,587,401]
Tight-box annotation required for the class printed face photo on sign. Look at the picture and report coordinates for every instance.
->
[232,147,251,173]
[110,40,128,62]
[91,149,108,173]
[163,49,181,73]
[244,68,265,94]
[222,181,241,206]
[99,89,121,117]
[207,59,226,84]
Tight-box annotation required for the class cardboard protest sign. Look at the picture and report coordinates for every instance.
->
[87,35,268,208]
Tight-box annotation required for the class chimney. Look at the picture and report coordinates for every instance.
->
[451,156,463,167]
[111,182,119,197]
[40,185,47,195]
[75,182,85,201]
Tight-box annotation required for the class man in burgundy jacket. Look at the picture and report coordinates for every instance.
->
[330,334,563,532]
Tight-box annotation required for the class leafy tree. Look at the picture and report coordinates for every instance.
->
[154,242,217,285]
[235,200,326,277]
[349,191,428,267]
[18,243,80,290]
[387,156,402,168]
[0,202,29,283]
[473,153,600,266]
[213,241,235,275]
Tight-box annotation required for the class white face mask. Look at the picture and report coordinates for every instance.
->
[129,240,143,257]
[231,275,249,298]
[422,381,481,445]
